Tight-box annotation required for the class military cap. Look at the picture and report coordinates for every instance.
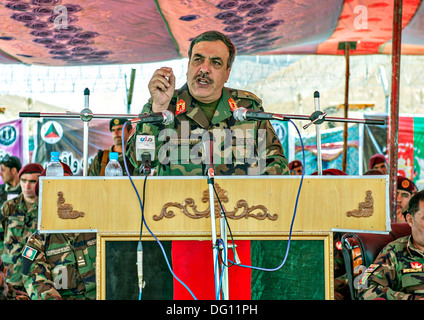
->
[311,168,347,175]
[0,154,22,171]
[109,118,130,131]
[369,154,386,170]
[289,160,302,170]
[397,175,416,194]
[18,163,43,178]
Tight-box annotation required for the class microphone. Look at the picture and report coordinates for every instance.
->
[202,131,215,178]
[136,135,155,174]
[136,241,145,296]
[233,107,284,121]
[131,109,174,125]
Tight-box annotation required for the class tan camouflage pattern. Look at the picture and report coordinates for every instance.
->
[0,194,38,288]
[22,232,96,300]
[358,235,424,300]
[126,84,289,176]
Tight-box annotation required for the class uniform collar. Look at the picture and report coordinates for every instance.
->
[176,84,236,128]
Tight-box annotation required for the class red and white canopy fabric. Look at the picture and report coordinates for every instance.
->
[0,0,423,66]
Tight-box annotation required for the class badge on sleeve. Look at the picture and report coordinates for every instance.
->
[411,261,423,269]
[228,98,238,111]
[22,245,38,261]
[176,99,186,115]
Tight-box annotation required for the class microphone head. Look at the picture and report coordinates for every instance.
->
[233,107,247,122]
[162,109,174,125]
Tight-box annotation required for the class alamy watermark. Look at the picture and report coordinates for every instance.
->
[147,125,268,175]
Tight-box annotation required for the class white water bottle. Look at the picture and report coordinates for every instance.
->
[46,151,64,176]
[105,152,123,176]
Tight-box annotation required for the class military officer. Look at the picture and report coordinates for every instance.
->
[358,190,424,300]
[126,30,289,176]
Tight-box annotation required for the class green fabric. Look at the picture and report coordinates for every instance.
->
[251,240,325,300]
[105,241,173,300]
[196,98,220,124]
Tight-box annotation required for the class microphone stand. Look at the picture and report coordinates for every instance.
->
[264,93,385,175]
[202,132,229,300]
[19,88,140,176]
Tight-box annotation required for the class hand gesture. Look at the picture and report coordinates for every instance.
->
[148,67,176,112]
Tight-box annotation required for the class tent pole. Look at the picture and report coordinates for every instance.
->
[342,43,350,172]
[389,0,403,223]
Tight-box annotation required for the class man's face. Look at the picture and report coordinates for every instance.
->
[396,189,412,222]
[0,165,15,184]
[187,40,231,103]
[292,166,303,175]
[111,124,130,146]
[372,162,387,174]
[20,173,40,201]
[406,201,424,251]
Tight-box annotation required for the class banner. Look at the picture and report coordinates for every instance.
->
[32,118,116,176]
[0,118,26,184]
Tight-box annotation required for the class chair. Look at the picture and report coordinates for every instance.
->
[341,223,411,300]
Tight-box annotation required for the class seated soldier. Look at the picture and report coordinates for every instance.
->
[358,190,424,300]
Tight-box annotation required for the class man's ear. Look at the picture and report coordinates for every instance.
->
[405,212,413,227]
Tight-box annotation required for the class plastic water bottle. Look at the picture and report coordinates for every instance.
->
[46,151,64,176]
[105,152,123,176]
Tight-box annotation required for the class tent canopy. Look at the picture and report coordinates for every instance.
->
[0,0,423,66]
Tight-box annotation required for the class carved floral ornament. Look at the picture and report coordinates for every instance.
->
[346,190,374,218]
[57,191,84,219]
[153,183,278,221]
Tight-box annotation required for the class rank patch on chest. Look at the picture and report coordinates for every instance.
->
[176,99,186,115]
[228,98,238,111]
[22,245,38,261]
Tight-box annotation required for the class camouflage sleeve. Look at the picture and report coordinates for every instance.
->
[258,118,289,175]
[87,153,101,176]
[358,248,424,300]
[21,233,62,300]
[0,199,14,255]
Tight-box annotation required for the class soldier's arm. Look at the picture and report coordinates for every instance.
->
[21,233,62,300]
[358,249,424,300]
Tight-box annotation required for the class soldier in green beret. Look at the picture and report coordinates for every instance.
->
[358,190,424,300]
[126,30,289,176]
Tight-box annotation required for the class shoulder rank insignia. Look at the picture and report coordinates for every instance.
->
[228,97,238,111]
[176,99,186,115]
[22,245,38,261]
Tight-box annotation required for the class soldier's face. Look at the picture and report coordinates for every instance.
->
[0,165,15,184]
[187,40,231,104]
[20,173,40,200]
[406,201,424,250]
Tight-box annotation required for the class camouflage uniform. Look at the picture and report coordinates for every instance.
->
[88,146,132,176]
[358,235,424,300]
[126,84,289,176]
[0,193,38,289]
[0,183,21,209]
[22,232,96,300]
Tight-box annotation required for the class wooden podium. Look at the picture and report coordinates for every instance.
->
[38,175,389,300]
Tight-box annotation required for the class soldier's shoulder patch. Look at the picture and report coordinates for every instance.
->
[234,90,261,104]
[22,245,38,261]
